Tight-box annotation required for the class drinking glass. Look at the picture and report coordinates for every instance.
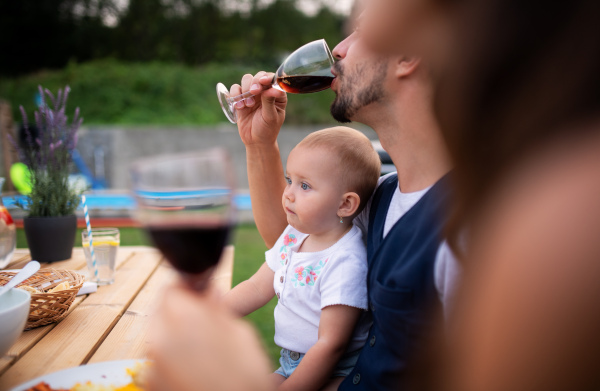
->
[216,39,335,123]
[130,149,235,291]
[82,227,120,285]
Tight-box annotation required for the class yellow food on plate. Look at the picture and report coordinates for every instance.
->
[71,362,150,391]
[70,382,144,391]
[25,362,150,391]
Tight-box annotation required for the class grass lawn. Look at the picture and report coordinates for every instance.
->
[16,224,280,367]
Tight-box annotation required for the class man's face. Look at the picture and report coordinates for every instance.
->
[361,0,456,72]
[330,30,390,123]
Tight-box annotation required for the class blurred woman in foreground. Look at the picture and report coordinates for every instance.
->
[363,0,600,390]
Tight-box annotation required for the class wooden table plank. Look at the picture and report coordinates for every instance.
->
[0,250,162,390]
[0,245,235,390]
[0,247,141,378]
[89,246,234,363]
[0,296,86,377]
[5,250,31,269]
[89,263,174,363]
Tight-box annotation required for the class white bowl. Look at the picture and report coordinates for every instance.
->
[0,288,31,358]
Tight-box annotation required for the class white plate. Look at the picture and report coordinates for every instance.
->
[11,359,146,391]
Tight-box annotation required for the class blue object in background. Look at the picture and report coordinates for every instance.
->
[2,193,252,211]
[71,149,106,190]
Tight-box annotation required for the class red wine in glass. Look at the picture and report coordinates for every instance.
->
[147,223,230,275]
[276,75,334,94]
[130,149,235,291]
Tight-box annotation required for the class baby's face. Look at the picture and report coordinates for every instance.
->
[282,146,346,235]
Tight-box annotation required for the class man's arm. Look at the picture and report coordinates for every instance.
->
[230,72,288,247]
[246,143,288,248]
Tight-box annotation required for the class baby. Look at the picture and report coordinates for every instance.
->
[224,126,381,390]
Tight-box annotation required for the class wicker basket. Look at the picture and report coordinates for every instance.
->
[0,268,85,329]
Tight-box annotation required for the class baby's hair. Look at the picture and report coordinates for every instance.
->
[296,127,381,216]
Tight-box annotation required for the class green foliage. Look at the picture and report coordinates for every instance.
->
[0,0,346,77]
[23,167,82,217]
[1,60,338,125]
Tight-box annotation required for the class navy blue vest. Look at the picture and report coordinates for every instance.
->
[339,173,451,390]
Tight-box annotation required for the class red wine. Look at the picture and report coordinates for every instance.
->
[276,75,334,94]
[147,224,231,274]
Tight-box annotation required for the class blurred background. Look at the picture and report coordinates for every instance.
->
[0,0,372,192]
[0,0,364,366]
[0,0,354,125]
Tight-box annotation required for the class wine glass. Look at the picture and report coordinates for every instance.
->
[216,39,335,124]
[130,149,235,291]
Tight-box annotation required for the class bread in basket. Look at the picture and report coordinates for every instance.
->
[0,268,85,329]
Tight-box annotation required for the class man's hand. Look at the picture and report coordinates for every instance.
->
[229,72,287,146]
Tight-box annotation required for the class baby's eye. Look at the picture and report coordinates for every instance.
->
[301,183,310,190]
[285,176,292,185]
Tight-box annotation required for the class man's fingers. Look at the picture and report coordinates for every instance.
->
[259,72,276,86]
[229,84,242,97]
[250,71,270,94]
[241,74,254,93]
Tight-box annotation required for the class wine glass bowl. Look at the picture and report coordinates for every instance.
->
[130,149,234,290]
[217,39,335,123]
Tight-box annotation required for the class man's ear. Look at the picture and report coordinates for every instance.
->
[395,56,421,78]
[338,192,361,218]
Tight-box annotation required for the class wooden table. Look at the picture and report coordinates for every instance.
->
[0,245,234,390]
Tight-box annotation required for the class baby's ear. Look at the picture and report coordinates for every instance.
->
[339,192,360,218]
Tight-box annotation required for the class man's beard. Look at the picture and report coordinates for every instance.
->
[330,60,388,123]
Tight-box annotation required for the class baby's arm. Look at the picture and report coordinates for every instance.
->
[278,305,362,391]
[223,263,275,317]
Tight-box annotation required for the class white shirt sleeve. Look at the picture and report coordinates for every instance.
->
[434,240,462,319]
[319,244,369,310]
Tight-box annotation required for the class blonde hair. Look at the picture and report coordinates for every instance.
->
[295,127,381,215]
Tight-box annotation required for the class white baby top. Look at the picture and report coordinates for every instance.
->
[266,224,370,354]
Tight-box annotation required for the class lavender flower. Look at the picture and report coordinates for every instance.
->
[12,85,84,217]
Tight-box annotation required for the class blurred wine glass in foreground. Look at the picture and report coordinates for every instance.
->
[130,149,235,291]
[216,39,335,123]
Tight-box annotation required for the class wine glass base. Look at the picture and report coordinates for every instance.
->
[216,83,237,124]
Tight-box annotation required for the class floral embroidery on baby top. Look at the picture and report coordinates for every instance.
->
[293,258,328,287]
[279,233,298,265]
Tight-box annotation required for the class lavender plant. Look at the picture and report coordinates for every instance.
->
[11,85,84,217]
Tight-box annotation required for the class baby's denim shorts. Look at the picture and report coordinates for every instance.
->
[274,347,362,378]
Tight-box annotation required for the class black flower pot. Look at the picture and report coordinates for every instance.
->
[23,215,77,262]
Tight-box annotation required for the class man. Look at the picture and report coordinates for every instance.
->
[148,13,460,391]
[228,18,459,390]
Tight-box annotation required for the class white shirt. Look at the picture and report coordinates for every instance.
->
[266,225,371,353]
[353,173,461,317]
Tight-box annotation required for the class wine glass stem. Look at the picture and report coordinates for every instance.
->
[228,90,256,105]
[227,76,277,105]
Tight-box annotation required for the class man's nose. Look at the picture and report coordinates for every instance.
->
[332,34,353,60]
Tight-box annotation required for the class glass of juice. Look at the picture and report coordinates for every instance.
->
[130,149,235,291]
[82,227,120,285]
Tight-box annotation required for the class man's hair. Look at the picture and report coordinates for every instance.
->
[296,126,381,216]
